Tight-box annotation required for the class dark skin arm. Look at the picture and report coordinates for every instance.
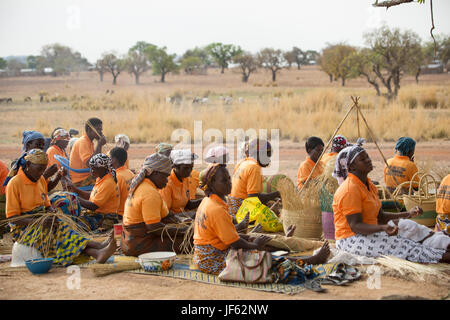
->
[46,168,67,192]
[248,191,280,206]
[64,179,91,200]
[78,198,99,211]
[185,199,202,210]
[230,234,271,250]
[85,135,106,167]
[11,208,58,229]
[346,212,397,236]
[377,206,422,225]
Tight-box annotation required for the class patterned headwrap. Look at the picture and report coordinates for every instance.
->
[395,137,416,156]
[3,149,48,186]
[205,146,229,164]
[127,153,172,199]
[51,129,70,144]
[332,138,366,185]
[115,134,130,148]
[22,131,44,151]
[89,153,117,183]
[199,163,221,196]
[170,149,198,165]
[331,135,348,152]
[247,138,271,166]
[155,143,173,154]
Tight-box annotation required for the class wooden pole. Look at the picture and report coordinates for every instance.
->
[299,96,358,195]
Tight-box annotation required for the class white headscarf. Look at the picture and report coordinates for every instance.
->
[115,134,130,148]
[205,146,229,164]
[170,149,198,165]
[332,138,366,185]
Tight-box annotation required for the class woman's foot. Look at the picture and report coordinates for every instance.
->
[96,238,117,264]
[285,224,296,237]
[302,241,330,265]
[100,230,115,248]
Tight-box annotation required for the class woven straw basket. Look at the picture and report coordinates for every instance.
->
[280,207,322,240]
[401,173,437,227]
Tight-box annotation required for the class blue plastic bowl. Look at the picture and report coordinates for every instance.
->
[25,258,54,275]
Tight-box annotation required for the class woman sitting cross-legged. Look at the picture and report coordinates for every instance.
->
[121,154,189,257]
[4,149,116,266]
[193,164,330,276]
[332,141,450,263]
[65,153,120,231]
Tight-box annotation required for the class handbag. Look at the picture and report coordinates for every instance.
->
[218,248,273,283]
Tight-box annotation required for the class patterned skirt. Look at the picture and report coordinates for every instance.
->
[336,232,445,264]
[193,244,228,275]
[435,214,450,236]
[10,212,89,267]
[227,196,244,217]
[121,222,187,257]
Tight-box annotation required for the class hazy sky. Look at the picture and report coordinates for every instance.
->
[1,0,449,62]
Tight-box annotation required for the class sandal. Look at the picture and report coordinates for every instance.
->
[304,278,326,292]
[343,265,361,282]
[318,275,349,286]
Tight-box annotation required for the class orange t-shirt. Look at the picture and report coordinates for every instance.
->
[5,168,51,218]
[297,157,324,189]
[89,173,120,214]
[384,155,419,189]
[188,169,200,200]
[0,160,8,195]
[160,169,190,213]
[123,179,169,226]
[230,158,263,199]
[69,133,95,183]
[116,166,135,216]
[193,194,240,251]
[46,145,66,169]
[332,173,381,240]
[436,174,450,215]
[321,152,337,167]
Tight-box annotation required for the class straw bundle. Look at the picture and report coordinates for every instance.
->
[377,255,450,285]
[89,261,141,277]
[160,221,194,254]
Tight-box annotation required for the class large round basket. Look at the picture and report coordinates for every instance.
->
[401,173,438,227]
[263,174,289,193]
[280,207,322,240]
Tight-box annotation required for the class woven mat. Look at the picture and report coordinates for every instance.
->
[77,254,339,295]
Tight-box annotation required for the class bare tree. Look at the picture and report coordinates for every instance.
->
[126,41,154,84]
[257,48,285,82]
[100,53,124,85]
[233,52,257,82]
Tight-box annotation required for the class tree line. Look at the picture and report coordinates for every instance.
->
[0,26,449,99]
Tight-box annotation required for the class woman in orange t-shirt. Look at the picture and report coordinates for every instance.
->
[297,136,325,190]
[193,165,331,275]
[332,142,449,264]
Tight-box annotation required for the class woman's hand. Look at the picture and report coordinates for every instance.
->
[407,206,423,219]
[253,235,272,250]
[43,164,58,179]
[383,224,398,236]
[97,135,107,146]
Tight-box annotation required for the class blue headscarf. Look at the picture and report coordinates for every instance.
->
[22,131,44,151]
[395,137,416,156]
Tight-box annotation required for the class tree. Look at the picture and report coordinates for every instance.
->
[346,49,383,96]
[257,48,285,82]
[40,43,90,76]
[125,41,154,84]
[182,47,212,67]
[319,44,357,86]
[180,56,203,75]
[6,59,26,76]
[305,50,320,64]
[233,52,258,82]
[283,50,297,69]
[95,58,108,82]
[145,46,178,83]
[100,53,124,85]
[26,55,38,69]
[364,26,423,99]
[207,43,242,73]
[0,58,6,69]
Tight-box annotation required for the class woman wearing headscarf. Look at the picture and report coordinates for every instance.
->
[46,128,70,169]
[65,153,120,231]
[193,164,331,276]
[114,134,131,169]
[297,136,325,190]
[160,149,202,218]
[121,153,189,256]
[321,135,348,167]
[332,140,450,264]
[228,138,280,217]
[4,149,117,266]
[384,137,420,194]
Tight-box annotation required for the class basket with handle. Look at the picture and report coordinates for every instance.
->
[378,185,404,212]
[402,172,437,227]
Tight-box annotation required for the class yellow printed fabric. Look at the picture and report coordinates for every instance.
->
[235,197,283,232]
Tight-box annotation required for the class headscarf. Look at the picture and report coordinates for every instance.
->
[155,143,173,154]
[395,137,416,156]
[88,153,117,183]
[331,135,348,152]
[3,149,48,186]
[128,153,172,199]
[22,131,44,151]
[115,134,130,148]
[205,146,229,164]
[51,129,70,144]
[170,149,198,165]
[332,138,366,185]
[199,163,221,196]
[247,138,272,167]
